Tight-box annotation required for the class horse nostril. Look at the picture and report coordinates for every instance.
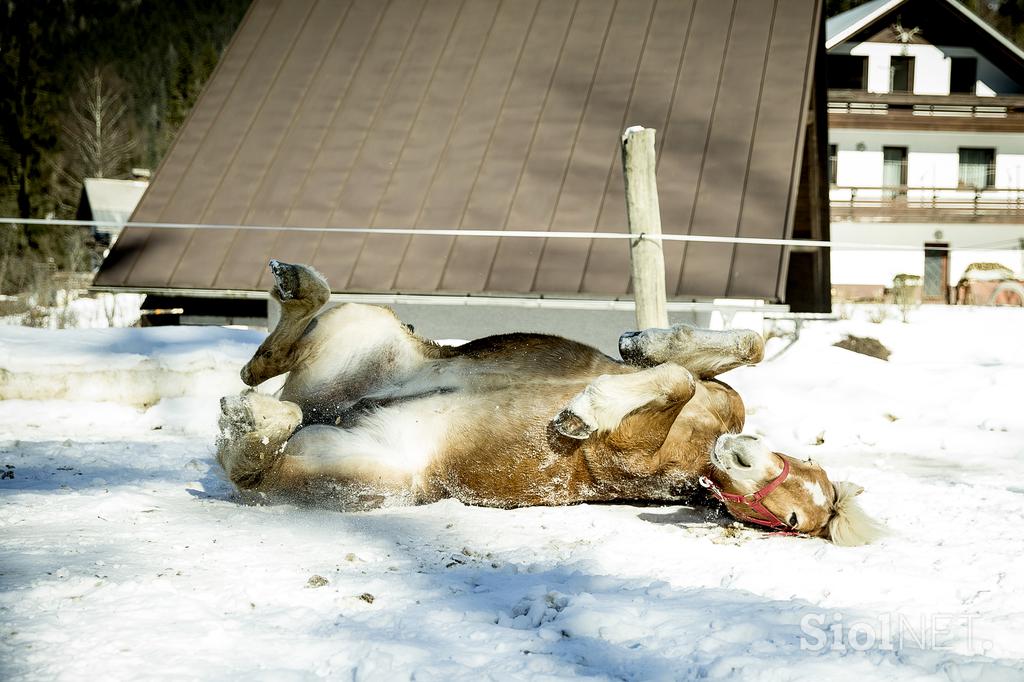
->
[735,454,752,468]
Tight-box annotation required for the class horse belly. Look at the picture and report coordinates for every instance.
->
[286,395,452,491]
[348,396,453,475]
[422,391,592,507]
[294,369,593,506]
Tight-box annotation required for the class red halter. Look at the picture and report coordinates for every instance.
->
[699,457,795,532]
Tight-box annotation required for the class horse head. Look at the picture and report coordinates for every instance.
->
[704,433,883,546]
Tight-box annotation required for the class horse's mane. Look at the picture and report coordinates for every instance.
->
[827,482,885,546]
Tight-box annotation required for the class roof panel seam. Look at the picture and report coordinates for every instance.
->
[238,0,354,228]
[674,0,738,295]
[231,0,357,289]
[154,0,284,224]
[391,0,508,290]
[431,0,544,290]
[279,0,392,228]
[655,0,698,174]
[481,0,582,291]
[163,0,293,287]
[127,0,264,226]
[121,0,277,286]
[577,0,660,293]
[326,0,433,290]
[346,0,477,289]
[529,0,621,293]
[724,0,778,297]
[207,0,333,289]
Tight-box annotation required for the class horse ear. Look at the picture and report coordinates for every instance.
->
[826,481,883,546]
[833,482,864,498]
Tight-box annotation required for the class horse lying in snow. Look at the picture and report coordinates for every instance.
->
[216,261,881,546]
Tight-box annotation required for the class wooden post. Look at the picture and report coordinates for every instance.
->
[621,126,669,330]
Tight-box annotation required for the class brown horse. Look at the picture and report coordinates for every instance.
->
[217,261,881,545]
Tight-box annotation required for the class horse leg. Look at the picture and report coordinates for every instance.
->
[552,363,697,447]
[273,299,429,418]
[618,324,763,379]
[262,425,418,510]
[241,260,331,386]
[241,261,423,417]
[216,390,303,491]
[216,394,413,509]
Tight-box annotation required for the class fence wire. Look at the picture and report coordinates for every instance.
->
[2,217,1023,253]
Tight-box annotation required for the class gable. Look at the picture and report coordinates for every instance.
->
[828,0,1024,87]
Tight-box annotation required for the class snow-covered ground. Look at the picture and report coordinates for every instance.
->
[1,305,1023,681]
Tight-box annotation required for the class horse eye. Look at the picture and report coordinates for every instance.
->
[788,512,798,527]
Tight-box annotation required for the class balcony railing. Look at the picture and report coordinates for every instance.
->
[827,89,1024,132]
[829,186,1024,223]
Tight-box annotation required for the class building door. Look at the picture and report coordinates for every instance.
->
[883,146,908,199]
[923,242,949,303]
[950,57,977,94]
[890,56,915,92]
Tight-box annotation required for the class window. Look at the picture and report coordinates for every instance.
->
[958,148,995,189]
[827,55,868,90]
[950,57,977,94]
[883,146,908,197]
[890,56,915,92]
[828,144,838,185]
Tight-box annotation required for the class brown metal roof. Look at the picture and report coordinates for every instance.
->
[96,0,823,300]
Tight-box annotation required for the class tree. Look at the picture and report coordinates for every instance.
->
[62,68,134,180]
[0,0,251,223]
[959,0,1024,47]
[51,67,135,216]
[0,0,76,219]
[0,0,250,295]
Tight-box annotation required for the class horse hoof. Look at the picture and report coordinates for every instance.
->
[552,408,594,440]
[618,329,655,367]
[269,259,301,300]
[219,393,256,438]
[268,260,331,307]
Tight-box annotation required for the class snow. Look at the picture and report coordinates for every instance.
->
[2,305,1023,681]
[0,326,265,406]
[1,292,144,329]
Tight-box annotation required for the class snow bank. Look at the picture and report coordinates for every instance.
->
[0,326,263,405]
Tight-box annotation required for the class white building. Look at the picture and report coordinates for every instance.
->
[827,0,1024,300]
[75,176,149,244]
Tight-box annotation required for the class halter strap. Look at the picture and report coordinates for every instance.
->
[699,457,796,533]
